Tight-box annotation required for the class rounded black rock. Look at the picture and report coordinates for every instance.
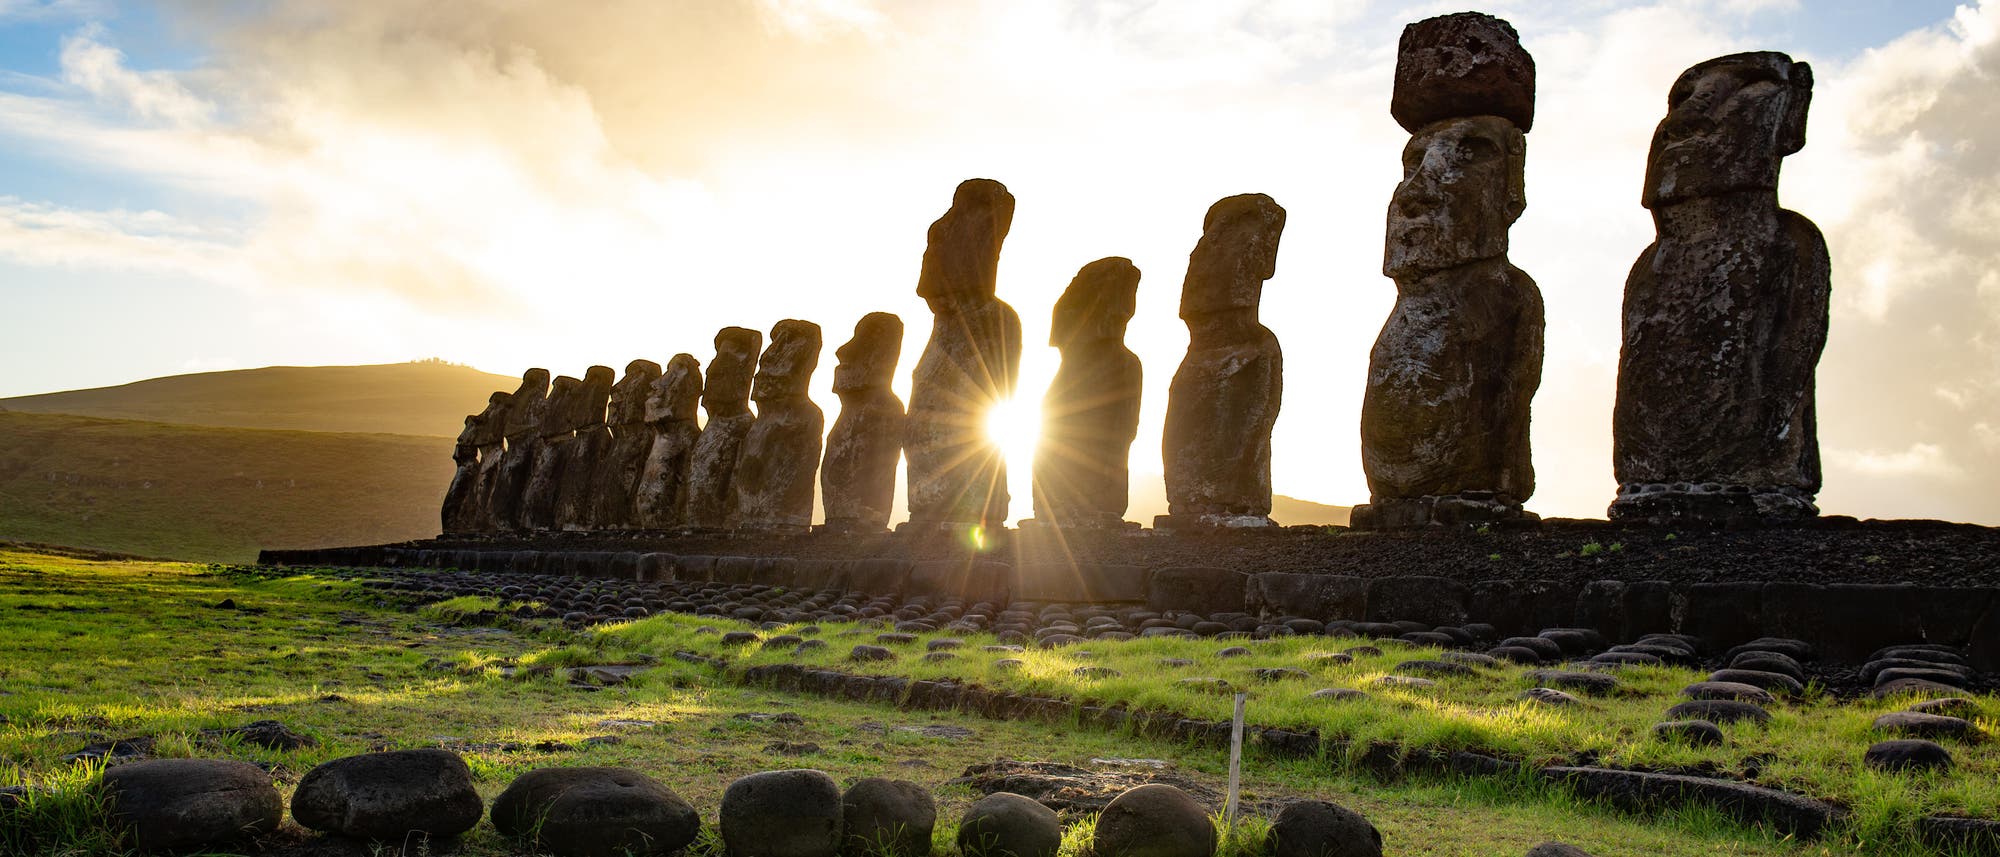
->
[721,769,844,857]
[1091,783,1216,857]
[1266,799,1382,857]
[958,792,1061,857]
[291,749,483,842]
[1865,739,1954,773]
[103,759,282,852]
[841,777,936,857]
[491,767,700,857]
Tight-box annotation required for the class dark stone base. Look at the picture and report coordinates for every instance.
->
[813,520,890,535]
[1350,494,1540,530]
[1608,483,1817,525]
[1017,517,1142,532]
[1151,514,1277,531]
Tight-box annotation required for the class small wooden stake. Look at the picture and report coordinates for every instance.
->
[1225,692,1246,828]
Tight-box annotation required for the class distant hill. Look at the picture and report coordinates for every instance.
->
[0,362,519,438]
[1125,473,1351,527]
[0,411,450,563]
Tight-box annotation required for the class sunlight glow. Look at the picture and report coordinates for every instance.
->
[984,397,1041,484]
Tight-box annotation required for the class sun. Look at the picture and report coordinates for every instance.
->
[984,397,1042,478]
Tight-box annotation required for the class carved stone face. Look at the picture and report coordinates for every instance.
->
[833,312,904,394]
[646,353,702,423]
[703,327,762,415]
[1052,257,1139,348]
[541,375,581,434]
[1644,51,1811,207]
[753,319,823,403]
[1385,115,1526,278]
[506,369,551,437]
[1181,193,1285,318]
[608,359,662,425]
[916,179,1015,301]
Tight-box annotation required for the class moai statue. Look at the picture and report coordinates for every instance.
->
[441,392,506,534]
[905,179,1022,529]
[732,320,825,532]
[1353,12,1546,529]
[463,391,511,532]
[1161,194,1286,528]
[1031,257,1143,528]
[521,374,582,531]
[485,368,549,531]
[636,354,703,529]
[821,312,906,533]
[1612,52,1828,523]
[686,327,762,529]
[554,365,614,531]
[589,359,663,530]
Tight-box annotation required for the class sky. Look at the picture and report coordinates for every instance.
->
[1,0,1996,525]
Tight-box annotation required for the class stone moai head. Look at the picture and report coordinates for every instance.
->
[1643,51,1812,208]
[472,391,510,444]
[541,375,582,434]
[646,353,703,424]
[607,359,661,426]
[1052,257,1140,348]
[1181,194,1286,320]
[753,319,823,404]
[703,327,762,417]
[505,369,550,437]
[576,365,615,425]
[1384,115,1527,278]
[916,178,1016,308]
[1391,12,1536,134]
[832,312,904,395]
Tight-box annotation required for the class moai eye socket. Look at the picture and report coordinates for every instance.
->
[1458,133,1501,164]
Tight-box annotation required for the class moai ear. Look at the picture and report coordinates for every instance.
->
[1777,61,1813,157]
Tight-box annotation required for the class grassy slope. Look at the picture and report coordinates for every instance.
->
[0,412,450,562]
[0,362,518,438]
[0,549,1823,857]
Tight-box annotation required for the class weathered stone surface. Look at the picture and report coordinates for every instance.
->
[292,749,483,842]
[1266,799,1381,857]
[1148,567,1249,614]
[555,365,615,531]
[841,777,936,857]
[1032,257,1143,527]
[1612,52,1828,523]
[1092,784,1215,857]
[1541,767,1841,839]
[486,368,550,531]
[636,354,703,529]
[734,320,825,533]
[1358,30,1543,530]
[1247,573,1368,622]
[443,392,508,534]
[822,312,906,533]
[1391,12,1535,134]
[1865,739,1953,773]
[588,359,662,531]
[721,769,844,857]
[1162,194,1286,526]
[521,373,583,531]
[1653,720,1725,747]
[491,766,700,857]
[688,327,762,529]
[958,792,1061,857]
[907,179,1022,528]
[103,759,282,852]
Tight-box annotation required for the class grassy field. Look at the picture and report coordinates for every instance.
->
[0,549,1991,856]
[0,361,517,438]
[0,412,451,562]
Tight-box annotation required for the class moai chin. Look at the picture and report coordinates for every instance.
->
[905,179,1023,530]
[685,327,762,529]
[1032,257,1142,528]
[1161,193,1286,529]
[1353,11,1545,530]
[486,368,549,532]
[589,359,663,530]
[554,365,614,531]
[636,353,703,530]
[442,391,508,534]
[1611,51,1828,523]
[732,319,826,533]
[821,312,906,533]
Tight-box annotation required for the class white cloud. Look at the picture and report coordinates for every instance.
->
[1827,443,1963,479]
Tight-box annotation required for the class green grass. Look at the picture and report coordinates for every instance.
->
[0,411,452,562]
[607,611,2000,835]
[0,548,1988,856]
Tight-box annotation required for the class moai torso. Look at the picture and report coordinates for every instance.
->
[486,369,549,531]
[1354,12,1545,530]
[555,365,614,531]
[1162,194,1286,527]
[905,179,1022,528]
[522,374,582,532]
[1612,52,1828,523]
[821,312,906,532]
[1033,257,1142,527]
[732,319,825,532]
[590,359,662,530]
